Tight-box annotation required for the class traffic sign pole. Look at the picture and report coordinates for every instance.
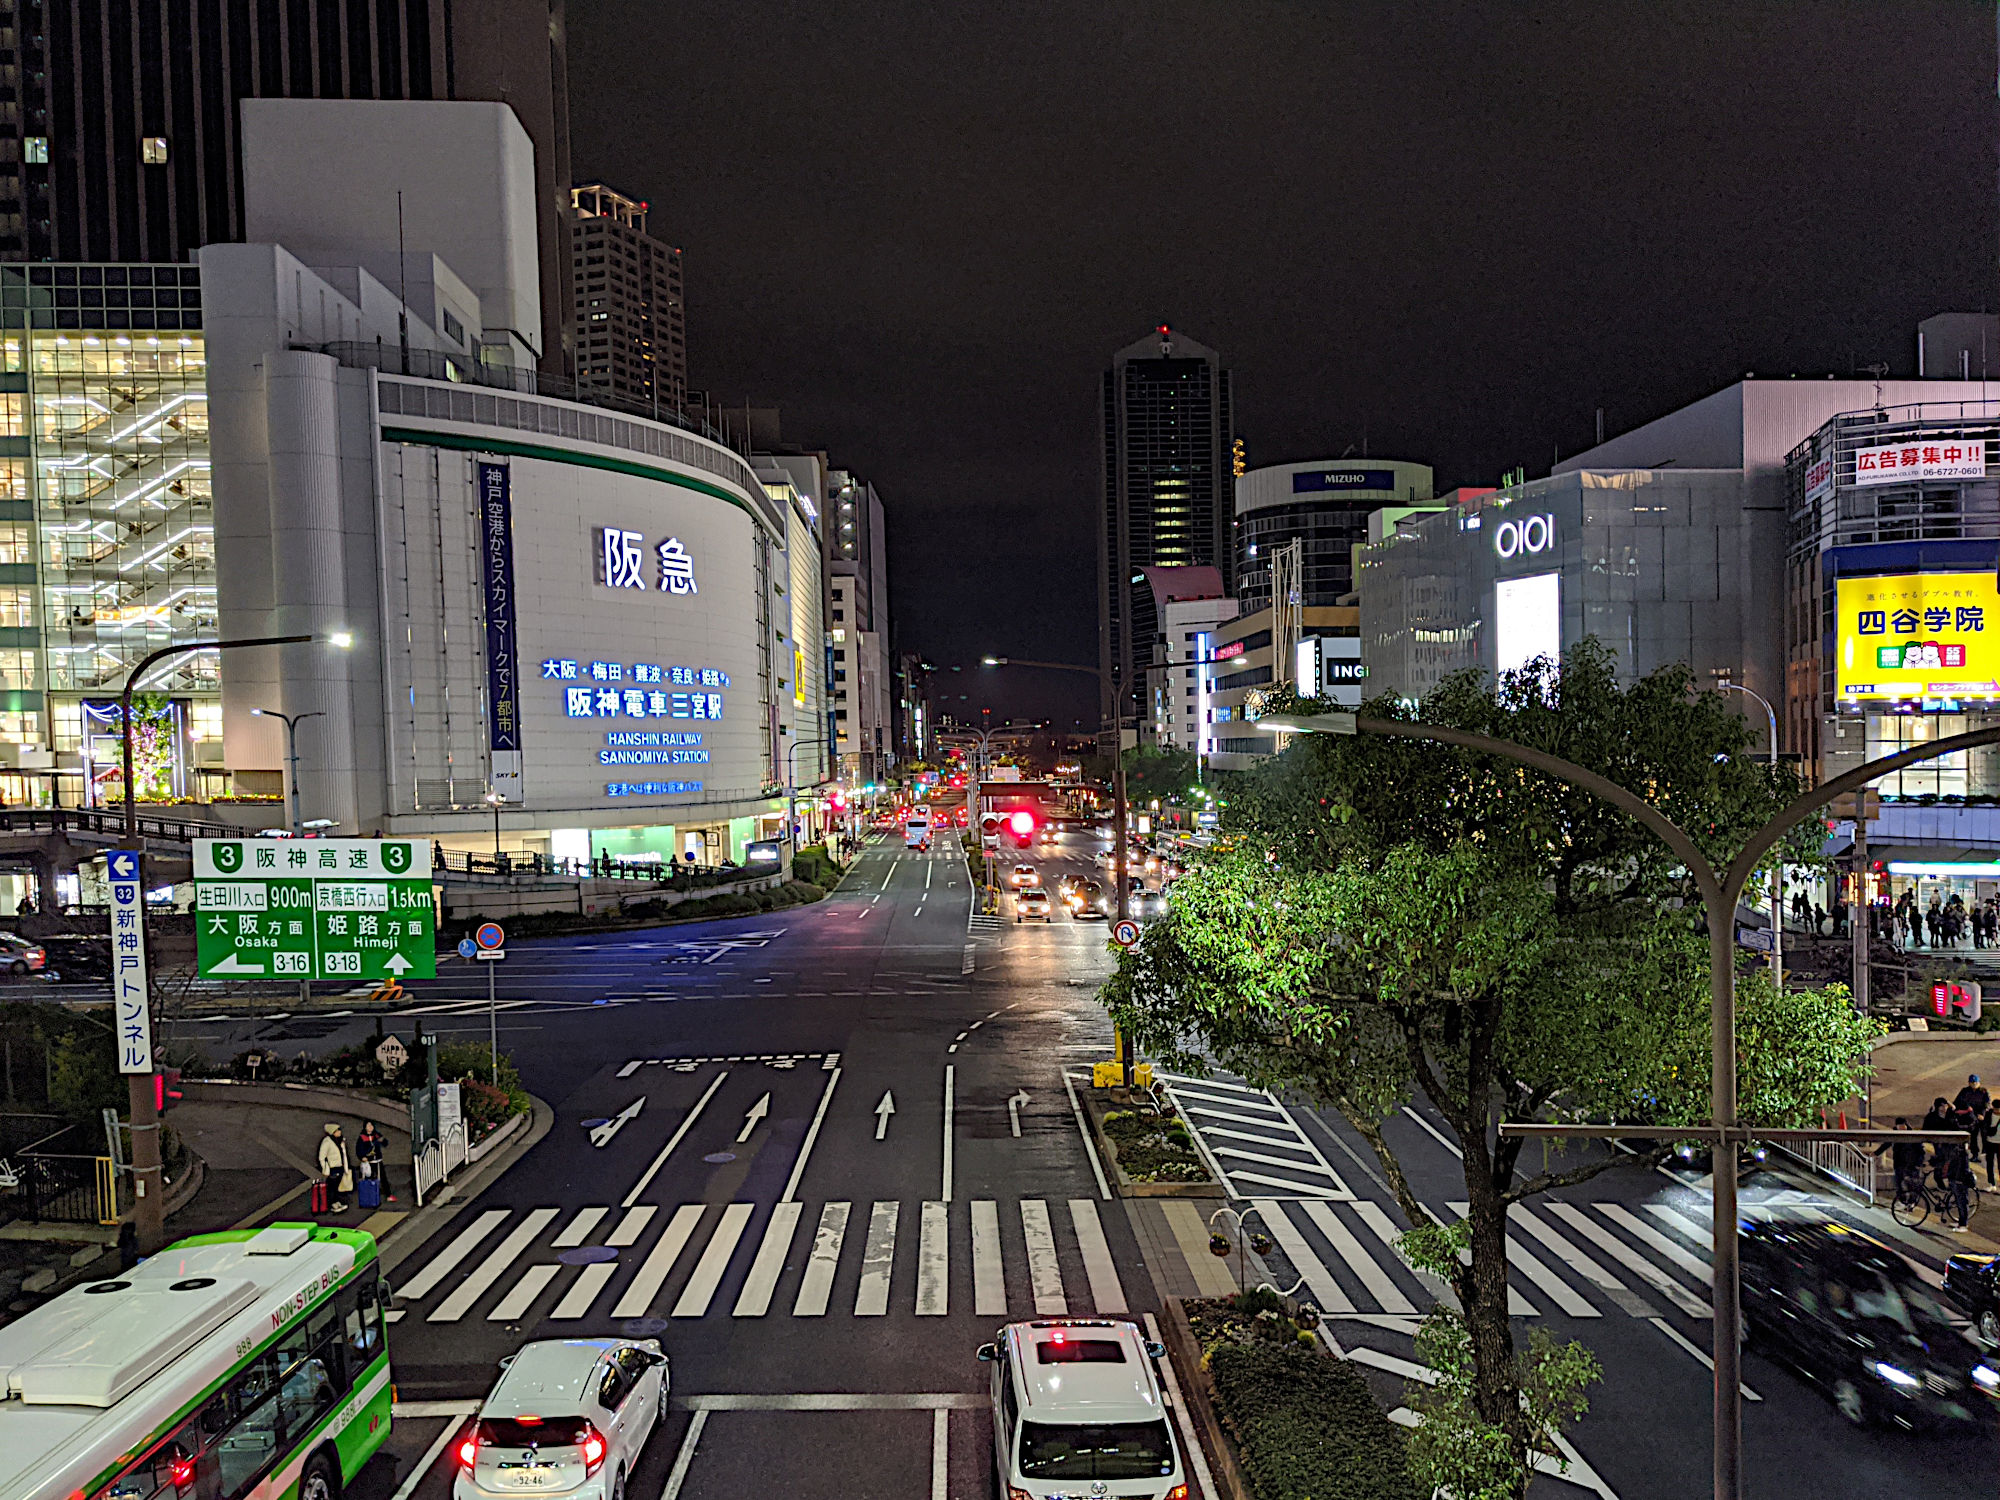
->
[475,922,506,1086]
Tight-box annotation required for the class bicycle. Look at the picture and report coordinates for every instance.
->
[1890,1171,1983,1229]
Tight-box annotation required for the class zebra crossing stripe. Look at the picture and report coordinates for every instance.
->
[1068,1200,1125,1314]
[1020,1200,1066,1315]
[794,1202,850,1317]
[674,1204,754,1318]
[1444,1205,1595,1319]
[431,1209,559,1322]
[1595,1203,1712,1286]
[916,1202,949,1317]
[1252,1199,1354,1315]
[735,1202,803,1317]
[552,1207,606,1248]
[1511,1205,1657,1318]
[396,1210,509,1301]
[611,1204,706,1319]
[550,1261,616,1320]
[606,1205,656,1246]
[971,1200,1006,1315]
[489,1264,558,1322]
[1300,1200,1416,1315]
[855,1202,900,1317]
[1544,1203,1709,1319]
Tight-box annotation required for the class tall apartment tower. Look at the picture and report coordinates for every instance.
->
[13,0,573,373]
[1099,325,1232,726]
[570,182,686,413]
[825,471,893,779]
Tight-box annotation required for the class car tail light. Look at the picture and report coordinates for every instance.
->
[1006,1489,1032,1500]
[580,1426,607,1476]
[456,1436,479,1468]
[1165,1486,1189,1500]
[169,1456,196,1488]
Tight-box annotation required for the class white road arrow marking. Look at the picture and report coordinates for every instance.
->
[590,1097,644,1148]
[874,1091,896,1140]
[737,1093,770,1143]
[1008,1089,1030,1138]
[383,952,413,975]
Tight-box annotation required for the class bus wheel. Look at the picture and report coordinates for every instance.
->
[299,1452,340,1500]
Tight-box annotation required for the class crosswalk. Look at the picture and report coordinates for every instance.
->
[1246,1196,1741,1324]
[393,1196,1128,1327]
[1158,1071,1353,1200]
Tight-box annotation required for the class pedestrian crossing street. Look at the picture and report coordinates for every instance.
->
[390,1195,1131,1327]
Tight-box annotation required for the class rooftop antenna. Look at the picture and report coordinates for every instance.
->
[1864,362,1889,410]
[1596,407,1605,445]
[396,191,409,370]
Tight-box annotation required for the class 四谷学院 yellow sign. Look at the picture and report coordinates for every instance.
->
[1836,572,2000,700]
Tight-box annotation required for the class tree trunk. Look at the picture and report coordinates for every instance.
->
[1461,1163,1527,1480]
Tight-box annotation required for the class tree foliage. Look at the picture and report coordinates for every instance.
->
[1104,642,1877,1494]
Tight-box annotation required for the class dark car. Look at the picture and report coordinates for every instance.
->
[1943,1252,2000,1346]
[1069,878,1109,920]
[35,934,110,983]
[1740,1216,1999,1428]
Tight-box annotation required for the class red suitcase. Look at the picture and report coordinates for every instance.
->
[311,1180,329,1213]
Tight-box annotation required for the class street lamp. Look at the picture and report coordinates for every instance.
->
[483,789,504,860]
[1257,707,2000,1500]
[1715,679,1784,988]
[250,708,325,839]
[984,655,1138,1084]
[116,628,351,1254]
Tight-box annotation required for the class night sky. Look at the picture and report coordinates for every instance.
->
[567,1,1997,730]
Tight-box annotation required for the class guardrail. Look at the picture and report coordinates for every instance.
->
[1773,1137,1884,1203]
[434,847,766,888]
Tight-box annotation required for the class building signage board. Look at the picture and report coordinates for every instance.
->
[1803,450,1836,504]
[1292,469,1397,493]
[478,462,524,801]
[1835,572,2000,700]
[1852,440,1987,487]
[107,849,152,1074]
[194,839,436,982]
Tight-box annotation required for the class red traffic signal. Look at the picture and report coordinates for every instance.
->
[1007,811,1034,837]
[155,1067,183,1114]
[1933,980,1983,1022]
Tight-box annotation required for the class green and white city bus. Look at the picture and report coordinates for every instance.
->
[1,1223,393,1500]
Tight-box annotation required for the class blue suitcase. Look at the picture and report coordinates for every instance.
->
[356,1175,381,1210]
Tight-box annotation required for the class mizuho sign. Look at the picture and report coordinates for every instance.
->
[1493,513,1556,559]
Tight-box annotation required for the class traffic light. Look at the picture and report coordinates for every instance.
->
[155,1067,183,1114]
[1933,980,1983,1023]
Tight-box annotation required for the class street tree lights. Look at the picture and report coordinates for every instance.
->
[1258,707,2000,1500]
[984,655,1137,1083]
[117,628,352,1252]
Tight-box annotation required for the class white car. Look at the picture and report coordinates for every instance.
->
[979,1318,1186,1499]
[455,1337,669,1500]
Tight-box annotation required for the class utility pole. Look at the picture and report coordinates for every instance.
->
[251,707,325,1016]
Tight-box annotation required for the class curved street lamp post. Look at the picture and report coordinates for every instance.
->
[1258,709,2000,1500]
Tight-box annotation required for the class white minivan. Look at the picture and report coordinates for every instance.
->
[978,1318,1187,1499]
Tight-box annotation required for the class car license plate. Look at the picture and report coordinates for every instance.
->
[510,1467,556,1487]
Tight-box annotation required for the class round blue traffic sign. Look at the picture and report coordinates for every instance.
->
[457,937,477,961]
[475,922,506,951]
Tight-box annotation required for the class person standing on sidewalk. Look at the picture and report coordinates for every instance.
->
[1940,1138,1977,1230]
[1877,1118,1927,1201]
[1980,1102,2000,1188]
[355,1121,394,1203]
[317,1123,352,1214]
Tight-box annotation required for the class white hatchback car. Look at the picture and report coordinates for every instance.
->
[979,1318,1186,1499]
[455,1337,668,1500]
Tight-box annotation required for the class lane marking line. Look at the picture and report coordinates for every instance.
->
[780,1066,841,1204]
[659,1407,708,1500]
[1145,1310,1218,1500]
[855,1200,901,1316]
[673,1202,754,1317]
[931,1407,949,1500]
[734,1201,803,1317]
[610,1203,706,1319]
[394,1209,508,1301]
[793,1201,851,1317]
[1063,1070,1112,1200]
[388,1414,468,1500]
[623,1071,730,1208]
[674,1393,988,1411]
[916,1201,950,1316]
[1069,1198,1127,1313]
[1648,1316,1762,1400]
[942,1064,956,1201]
[972,1199,1007,1315]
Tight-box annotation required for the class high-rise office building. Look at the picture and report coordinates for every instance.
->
[825,470,892,778]
[1099,325,1232,725]
[19,0,573,373]
[570,182,686,414]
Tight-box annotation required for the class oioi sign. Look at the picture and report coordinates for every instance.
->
[194,838,436,983]
[1492,513,1556,559]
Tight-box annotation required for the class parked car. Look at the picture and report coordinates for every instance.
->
[1740,1216,1999,1428]
[1016,888,1053,923]
[455,1337,669,1500]
[979,1319,1186,1500]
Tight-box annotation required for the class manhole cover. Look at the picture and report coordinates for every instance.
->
[702,1151,736,1164]
[558,1246,617,1265]
[621,1317,669,1337]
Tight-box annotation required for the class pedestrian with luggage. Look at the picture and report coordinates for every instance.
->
[355,1121,391,1206]
[316,1122,352,1214]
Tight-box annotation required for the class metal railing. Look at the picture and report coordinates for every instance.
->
[434,846,770,888]
[1772,1137,1885,1203]
[0,806,241,846]
[1,1119,120,1224]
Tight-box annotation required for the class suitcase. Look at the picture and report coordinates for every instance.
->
[356,1175,381,1210]
[310,1180,329,1213]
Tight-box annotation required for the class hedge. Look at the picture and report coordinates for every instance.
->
[792,845,843,889]
[1207,1342,1420,1500]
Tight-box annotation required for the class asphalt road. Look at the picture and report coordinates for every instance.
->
[166,828,2000,1499]
[306,830,1144,1500]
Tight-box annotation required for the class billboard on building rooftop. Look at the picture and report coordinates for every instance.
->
[1836,572,2000,700]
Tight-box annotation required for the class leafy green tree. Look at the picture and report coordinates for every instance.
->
[1104,644,1878,1495]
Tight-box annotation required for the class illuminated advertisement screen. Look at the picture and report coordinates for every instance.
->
[1494,572,1561,676]
[1835,572,1999,700]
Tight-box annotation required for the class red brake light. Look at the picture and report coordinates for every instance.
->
[169,1457,196,1488]
[456,1437,479,1468]
[1165,1486,1189,1500]
[580,1428,607,1475]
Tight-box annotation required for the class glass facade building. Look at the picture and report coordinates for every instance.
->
[1235,460,1433,613]
[0,264,216,806]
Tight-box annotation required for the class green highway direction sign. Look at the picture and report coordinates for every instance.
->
[194,838,437,983]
